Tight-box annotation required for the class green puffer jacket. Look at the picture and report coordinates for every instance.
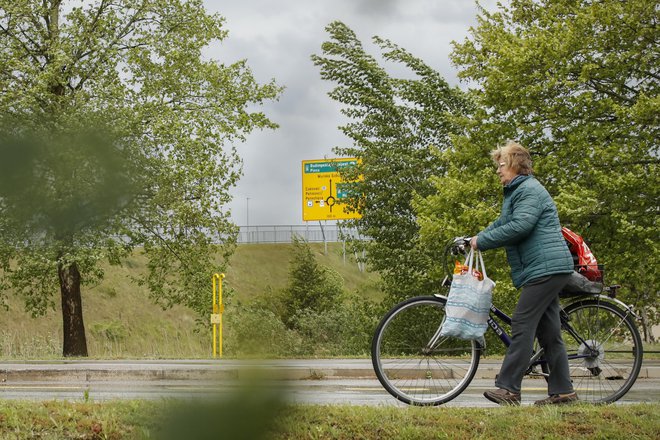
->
[477,175,573,288]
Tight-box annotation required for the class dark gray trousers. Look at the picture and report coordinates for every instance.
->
[495,273,574,395]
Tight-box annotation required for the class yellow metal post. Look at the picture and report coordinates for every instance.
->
[211,273,225,358]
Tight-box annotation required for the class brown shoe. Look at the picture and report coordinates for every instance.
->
[483,388,521,406]
[534,392,578,406]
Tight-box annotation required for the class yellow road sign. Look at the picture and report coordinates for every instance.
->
[302,158,361,221]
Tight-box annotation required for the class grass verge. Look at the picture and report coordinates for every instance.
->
[0,400,658,440]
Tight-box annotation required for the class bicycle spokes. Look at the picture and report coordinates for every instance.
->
[372,296,481,405]
[560,300,642,402]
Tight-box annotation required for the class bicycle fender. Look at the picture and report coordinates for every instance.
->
[565,294,640,320]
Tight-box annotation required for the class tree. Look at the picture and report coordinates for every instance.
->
[0,0,281,356]
[419,0,658,338]
[279,237,343,328]
[312,21,473,302]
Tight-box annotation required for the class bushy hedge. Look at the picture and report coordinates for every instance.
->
[223,239,383,357]
[224,298,381,357]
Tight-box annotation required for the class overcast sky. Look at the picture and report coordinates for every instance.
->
[202,0,499,227]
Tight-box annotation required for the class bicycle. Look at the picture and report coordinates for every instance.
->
[371,237,643,406]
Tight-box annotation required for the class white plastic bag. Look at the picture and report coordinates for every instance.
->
[440,249,495,340]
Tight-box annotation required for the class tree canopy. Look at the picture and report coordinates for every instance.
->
[312,21,473,302]
[418,0,658,338]
[314,2,657,338]
[0,0,281,355]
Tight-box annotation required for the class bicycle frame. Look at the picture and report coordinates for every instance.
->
[486,304,513,346]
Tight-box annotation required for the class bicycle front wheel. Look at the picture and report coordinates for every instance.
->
[371,296,481,406]
[560,299,643,403]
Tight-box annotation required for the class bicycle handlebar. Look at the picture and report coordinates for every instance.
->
[449,236,471,254]
[442,236,472,284]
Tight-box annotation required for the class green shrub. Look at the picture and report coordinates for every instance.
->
[223,237,382,357]
[290,299,379,356]
[280,237,343,327]
[224,306,302,357]
[225,293,381,357]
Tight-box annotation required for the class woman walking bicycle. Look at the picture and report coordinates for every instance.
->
[371,140,643,406]
[472,141,577,406]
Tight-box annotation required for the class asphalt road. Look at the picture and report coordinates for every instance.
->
[2,377,659,407]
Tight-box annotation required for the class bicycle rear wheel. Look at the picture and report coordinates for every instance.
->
[558,299,643,403]
[371,296,481,406]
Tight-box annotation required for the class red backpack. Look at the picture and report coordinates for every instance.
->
[561,227,602,281]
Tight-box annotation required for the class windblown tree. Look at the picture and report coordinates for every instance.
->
[312,21,473,302]
[0,0,281,356]
[417,0,658,339]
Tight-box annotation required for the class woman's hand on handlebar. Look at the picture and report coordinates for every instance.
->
[470,236,478,250]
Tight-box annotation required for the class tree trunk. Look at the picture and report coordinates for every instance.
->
[58,261,88,357]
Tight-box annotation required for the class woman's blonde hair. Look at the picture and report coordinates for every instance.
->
[491,140,533,175]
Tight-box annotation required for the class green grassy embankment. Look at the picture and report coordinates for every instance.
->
[0,243,380,359]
